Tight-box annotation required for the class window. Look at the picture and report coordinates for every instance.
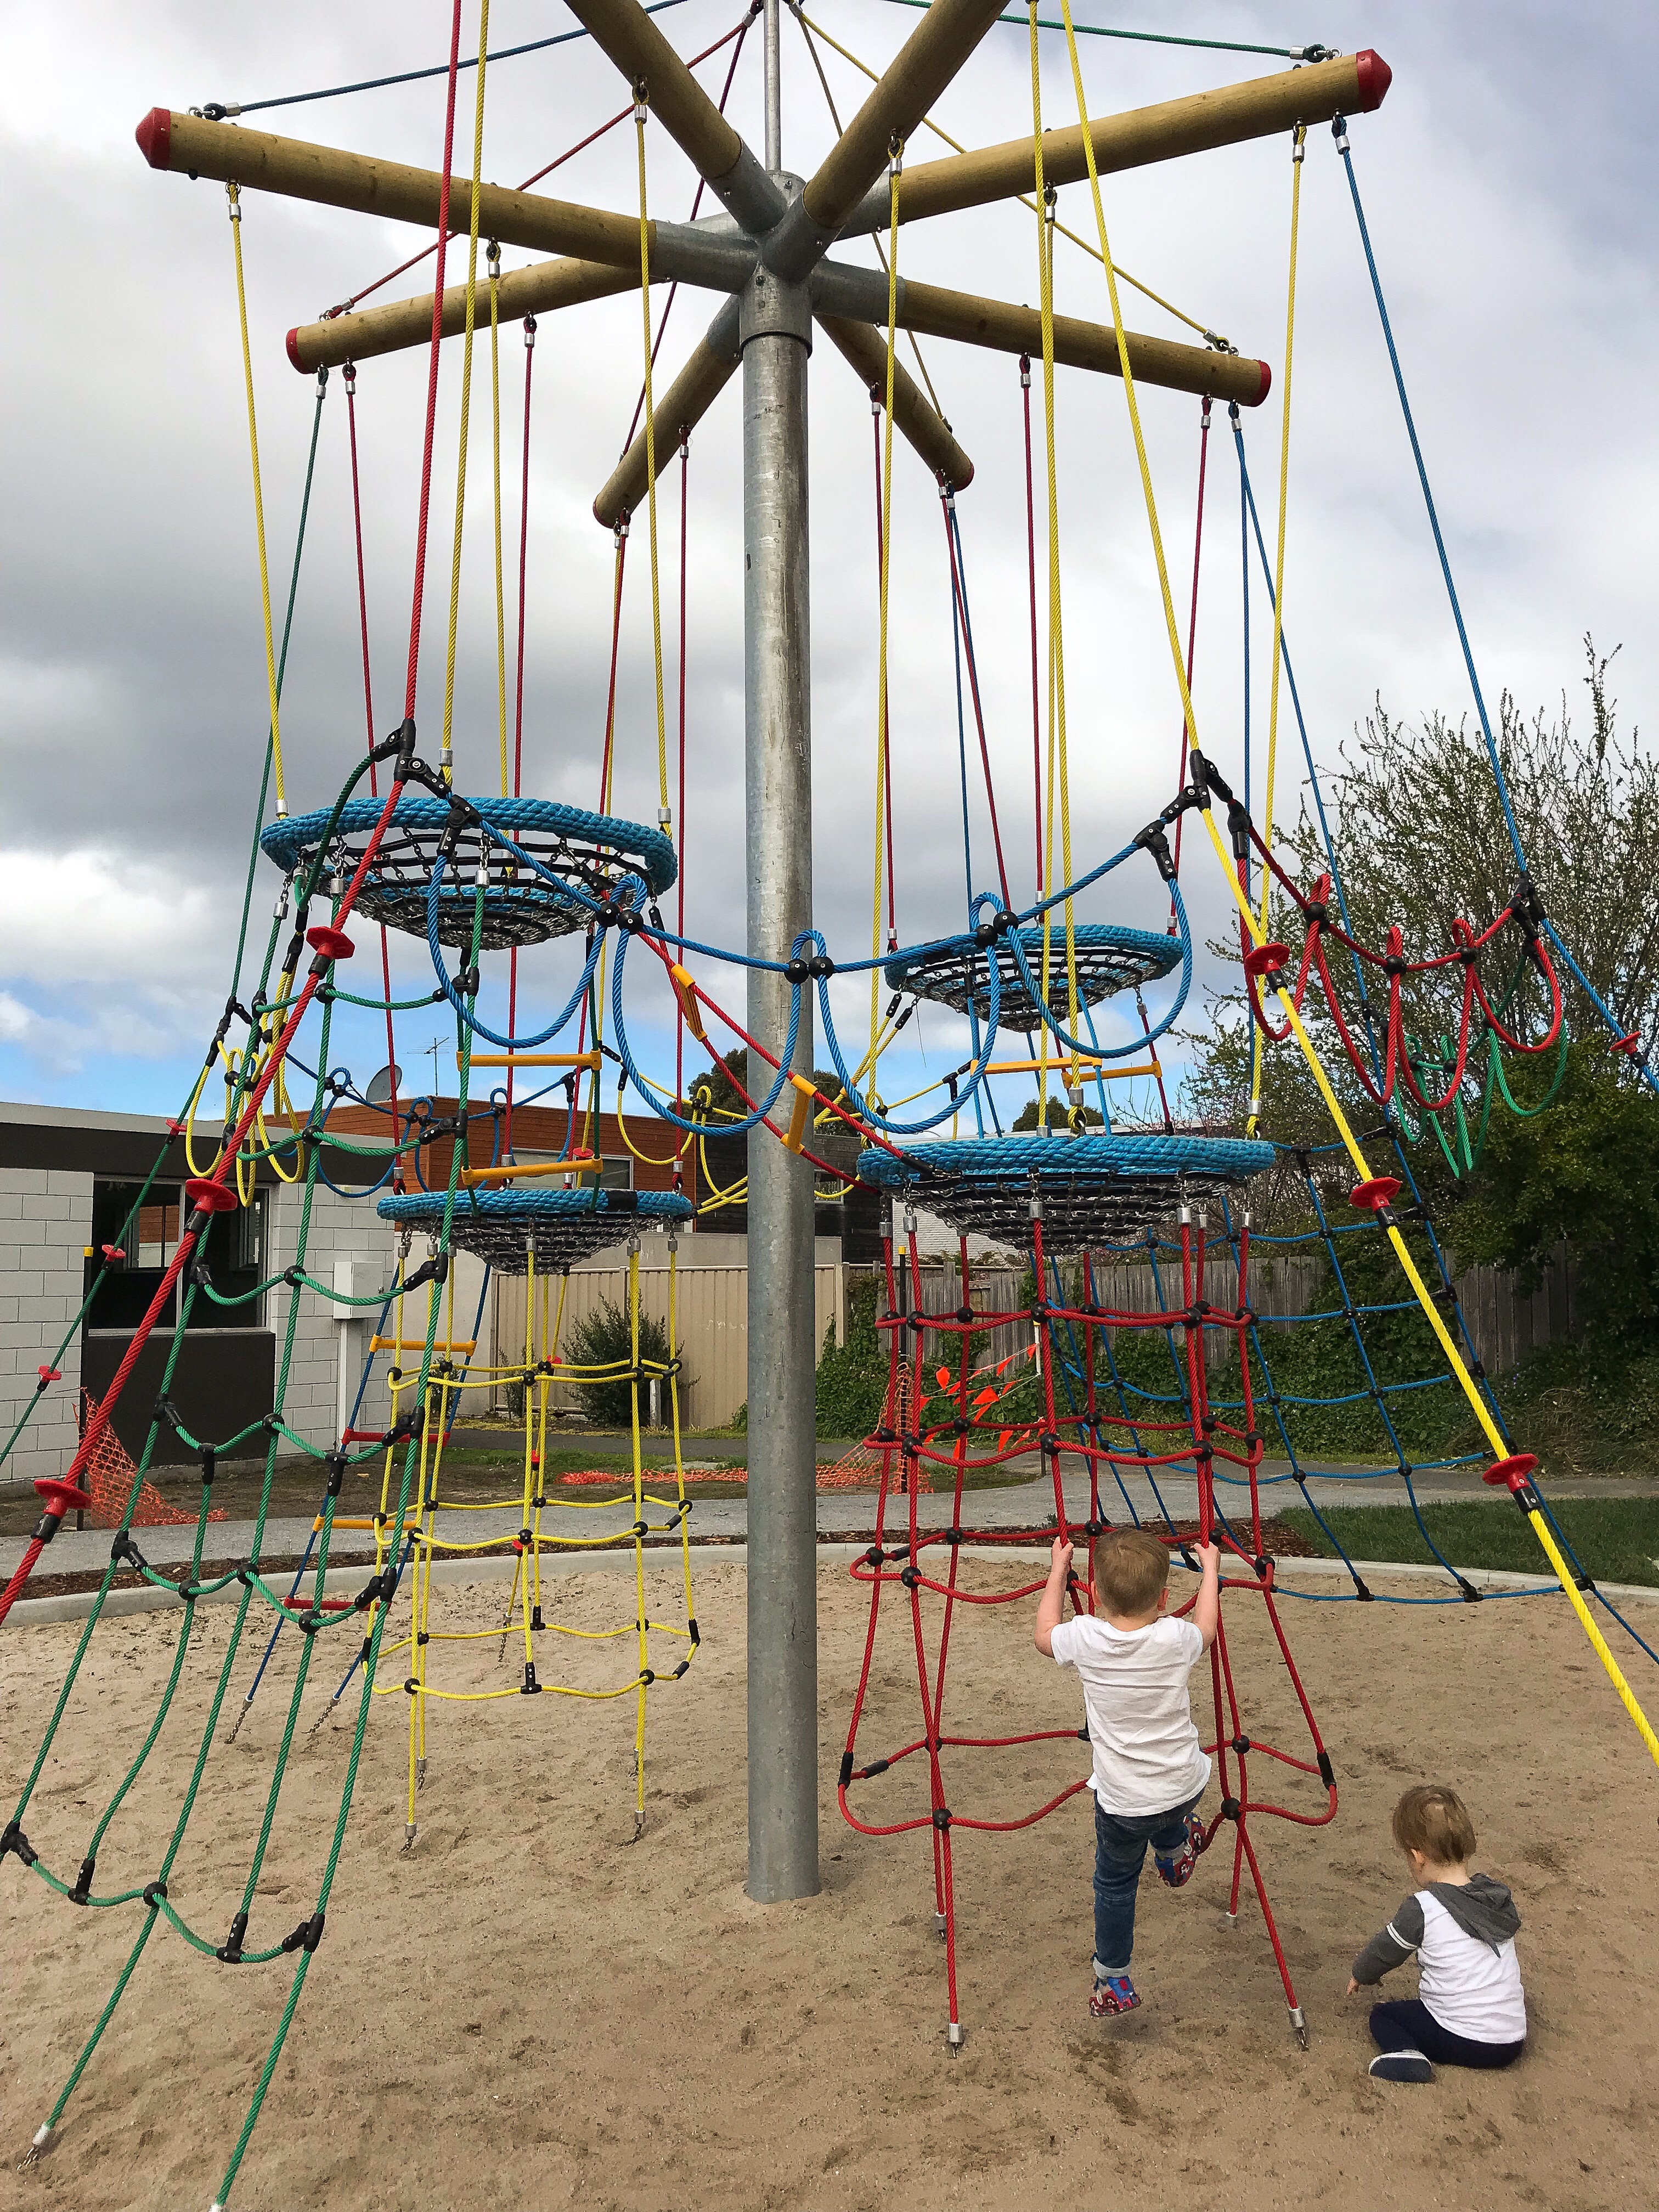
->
[85,1180,268,1334]
[599,1156,634,1193]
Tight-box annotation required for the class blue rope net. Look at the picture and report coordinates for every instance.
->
[381,1186,693,1273]
[261,794,676,951]
[884,920,1180,1033]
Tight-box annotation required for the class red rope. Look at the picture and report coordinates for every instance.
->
[940,493,1011,909]
[837,1206,1338,2034]
[345,366,402,1173]
[675,433,690,1114]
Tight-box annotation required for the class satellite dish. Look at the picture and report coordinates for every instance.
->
[365,1064,402,1107]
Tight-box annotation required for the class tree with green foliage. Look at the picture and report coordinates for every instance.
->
[561,1300,687,1428]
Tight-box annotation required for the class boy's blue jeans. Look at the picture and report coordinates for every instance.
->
[1091,1790,1203,1977]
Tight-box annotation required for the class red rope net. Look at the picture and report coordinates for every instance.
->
[838,1204,1335,2046]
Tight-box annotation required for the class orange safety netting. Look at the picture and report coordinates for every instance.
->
[80,1391,227,1529]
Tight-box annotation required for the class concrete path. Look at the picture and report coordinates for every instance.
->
[6,1459,1650,1581]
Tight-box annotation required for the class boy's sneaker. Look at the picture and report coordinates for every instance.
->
[1154,1811,1206,1889]
[1369,2051,1434,2084]
[1090,1973,1141,2018]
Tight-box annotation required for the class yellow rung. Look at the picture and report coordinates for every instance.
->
[781,1073,816,1153]
[670,963,707,1043]
[460,1156,597,1187]
[369,1337,477,1355]
[460,1051,602,1069]
[980,1057,1159,1080]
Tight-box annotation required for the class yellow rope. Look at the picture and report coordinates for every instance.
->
[794,7,1220,343]
[489,242,509,798]
[1047,0,1659,1773]
[439,0,493,784]
[1247,124,1305,1133]
[1028,14,1079,1125]
[869,145,904,1077]
[636,97,672,826]
[225,183,286,820]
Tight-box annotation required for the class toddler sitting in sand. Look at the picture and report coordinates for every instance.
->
[1036,1526,1218,2018]
[1348,1782,1526,2082]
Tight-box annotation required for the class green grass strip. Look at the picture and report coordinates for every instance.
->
[1280,1496,1659,1588]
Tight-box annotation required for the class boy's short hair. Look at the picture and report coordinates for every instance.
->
[1392,1784,1477,1866]
[1092,1528,1170,1616]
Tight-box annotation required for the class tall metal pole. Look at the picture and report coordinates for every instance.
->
[744,0,820,1904]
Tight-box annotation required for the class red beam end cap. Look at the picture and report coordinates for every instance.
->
[1254,357,1272,408]
[1348,1175,1401,1212]
[136,107,172,168]
[1243,941,1290,980]
[185,1177,240,1215]
[34,1477,92,1517]
[1355,50,1392,112]
[1482,1452,1538,1493]
[306,925,356,963]
[286,328,305,374]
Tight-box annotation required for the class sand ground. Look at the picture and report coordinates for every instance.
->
[2,1559,1656,2212]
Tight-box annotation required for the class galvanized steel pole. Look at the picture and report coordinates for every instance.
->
[744,0,821,1904]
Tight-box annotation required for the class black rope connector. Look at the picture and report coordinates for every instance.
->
[0,1820,37,1868]
[325,1451,348,1499]
[1220,1796,1242,1823]
[838,1751,855,1789]
[932,1807,952,1832]
[785,956,810,985]
[354,1565,399,1611]
[281,1910,326,1955]
[900,1565,921,1589]
[808,952,834,979]
[70,1854,97,1905]
[143,1878,169,1911]
[1316,1750,1335,1788]
[521,1662,541,1695]
[217,1909,250,1963]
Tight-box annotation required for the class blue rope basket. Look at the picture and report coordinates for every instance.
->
[262,794,676,952]
[884,922,1181,1035]
[379,1186,693,1274]
[857,1132,1276,1246]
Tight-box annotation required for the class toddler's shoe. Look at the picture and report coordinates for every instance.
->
[1090,1973,1140,2018]
[1155,1810,1205,1889]
[1369,2051,1434,2084]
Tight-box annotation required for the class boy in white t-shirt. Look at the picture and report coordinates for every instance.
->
[1036,1526,1218,2019]
[1347,1783,1526,2082]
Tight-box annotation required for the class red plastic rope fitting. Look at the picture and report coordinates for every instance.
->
[1482,1453,1538,1495]
[184,1178,239,1215]
[36,1365,62,1386]
[34,1477,91,1518]
[1612,1032,1643,1056]
[1243,942,1290,980]
[1347,1176,1401,1212]
[306,925,356,963]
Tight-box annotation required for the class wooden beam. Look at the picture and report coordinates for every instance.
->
[842,50,1392,235]
[800,0,1009,239]
[134,107,747,287]
[816,317,975,489]
[595,304,743,527]
[290,258,636,373]
[811,263,1269,404]
[559,0,784,235]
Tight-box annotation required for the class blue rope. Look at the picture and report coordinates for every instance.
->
[1335,131,1526,871]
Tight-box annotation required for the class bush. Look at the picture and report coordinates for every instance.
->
[560,1300,687,1428]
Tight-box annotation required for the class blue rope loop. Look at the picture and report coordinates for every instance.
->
[885,922,1181,1034]
[859,1132,1275,1245]
[377,1186,692,1275]
[261,794,675,951]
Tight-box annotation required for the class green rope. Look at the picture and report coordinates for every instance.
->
[877,0,1318,59]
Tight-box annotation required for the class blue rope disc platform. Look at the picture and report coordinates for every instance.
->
[884,922,1181,1034]
[857,1132,1276,1247]
[379,1186,693,1273]
[262,794,676,951]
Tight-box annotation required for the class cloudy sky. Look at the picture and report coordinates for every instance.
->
[2,1,1653,1134]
